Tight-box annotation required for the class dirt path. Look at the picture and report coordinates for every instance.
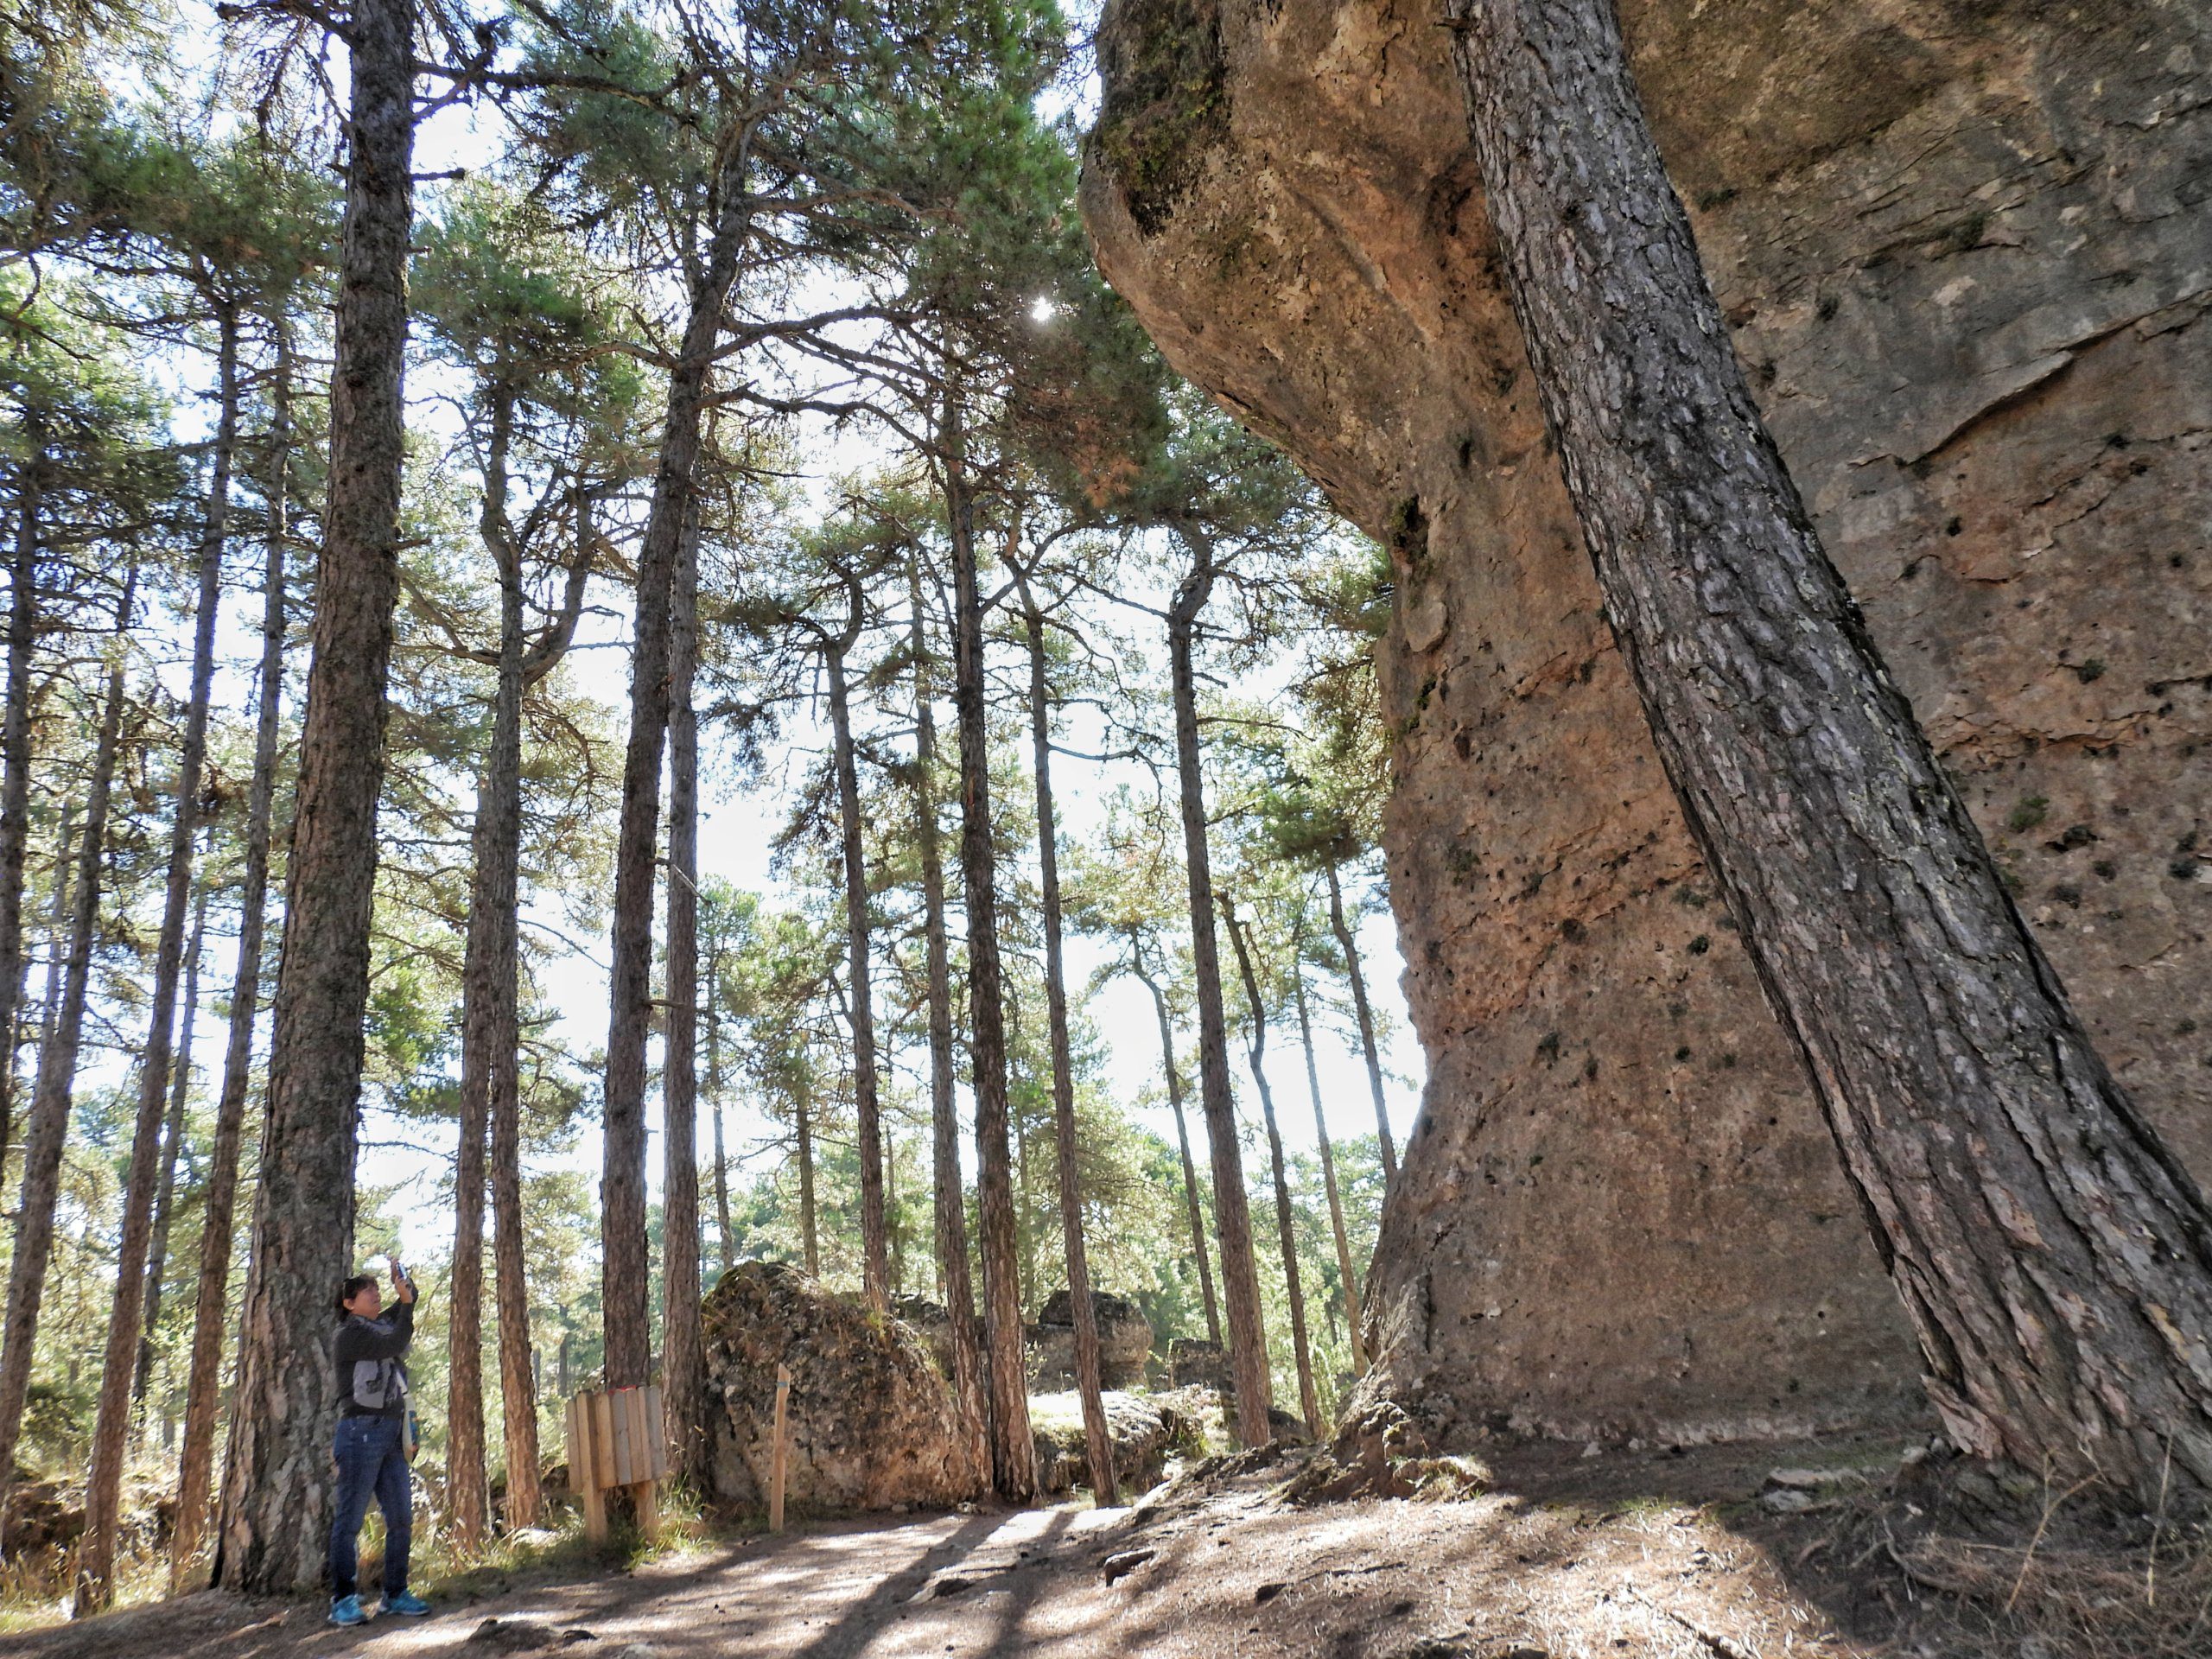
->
[0,1440,1948,1659]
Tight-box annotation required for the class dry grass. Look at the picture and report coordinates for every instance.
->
[1888,1531,2212,1658]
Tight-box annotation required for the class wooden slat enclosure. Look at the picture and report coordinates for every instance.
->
[567,1384,668,1544]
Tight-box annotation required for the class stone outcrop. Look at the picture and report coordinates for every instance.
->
[1084,0,2209,1448]
[1167,1337,1228,1392]
[1030,1389,1205,1496]
[1027,1289,1154,1389]
[702,1262,982,1512]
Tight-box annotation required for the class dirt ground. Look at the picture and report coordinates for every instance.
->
[3,1433,2191,1659]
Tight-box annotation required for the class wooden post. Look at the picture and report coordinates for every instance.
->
[768,1364,791,1532]
[571,1394,608,1547]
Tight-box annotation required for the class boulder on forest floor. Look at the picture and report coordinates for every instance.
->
[1167,1337,1227,1391]
[1030,1389,1206,1497]
[702,1261,983,1514]
[1027,1289,1153,1389]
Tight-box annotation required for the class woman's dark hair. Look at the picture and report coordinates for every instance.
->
[335,1274,379,1321]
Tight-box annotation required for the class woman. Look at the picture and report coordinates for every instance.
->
[327,1258,432,1626]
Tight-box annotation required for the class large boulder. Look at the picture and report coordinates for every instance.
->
[1027,1290,1154,1389]
[1030,1390,1205,1496]
[1167,1338,1228,1392]
[1085,0,2212,1448]
[702,1262,982,1513]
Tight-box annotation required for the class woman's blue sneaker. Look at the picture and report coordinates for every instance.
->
[381,1592,431,1617]
[328,1594,368,1626]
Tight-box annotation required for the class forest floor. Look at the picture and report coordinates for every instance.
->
[3,1431,2200,1659]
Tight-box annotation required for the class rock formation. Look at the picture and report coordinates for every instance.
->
[1027,1289,1154,1389]
[1084,0,2209,1448]
[1030,1389,1204,1496]
[702,1262,982,1512]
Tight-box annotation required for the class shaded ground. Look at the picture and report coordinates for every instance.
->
[4,1433,2195,1659]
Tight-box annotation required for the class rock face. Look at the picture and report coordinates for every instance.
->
[1167,1337,1228,1392]
[893,1295,954,1378]
[1084,0,2210,1447]
[1027,1289,1154,1389]
[702,1262,982,1512]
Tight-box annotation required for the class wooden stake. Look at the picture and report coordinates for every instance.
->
[768,1363,791,1532]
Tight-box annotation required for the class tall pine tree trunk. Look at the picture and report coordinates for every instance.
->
[173,321,290,1586]
[1135,955,1219,1348]
[1447,0,2212,1505]
[215,0,414,1588]
[78,298,238,1612]
[134,874,211,1412]
[707,959,733,1277]
[796,1089,819,1277]
[1222,899,1319,1438]
[662,494,707,1492]
[0,423,42,1179]
[602,181,749,1394]
[1015,572,1115,1502]
[944,408,1036,1498]
[487,489,594,1536]
[909,551,987,1484]
[446,391,521,1553]
[1166,536,1271,1446]
[824,604,889,1313]
[1294,967,1363,1370]
[20,804,74,1179]
[0,577,131,1548]
[1323,864,1395,1193]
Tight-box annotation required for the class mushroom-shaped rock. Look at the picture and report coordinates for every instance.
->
[1027,1289,1154,1389]
[702,1261,983,1513]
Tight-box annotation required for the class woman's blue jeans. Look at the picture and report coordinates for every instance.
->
[328,1414,411,1600]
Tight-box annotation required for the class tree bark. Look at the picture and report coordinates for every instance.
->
[0,577,130,1550]
[662,493,707,1492]
[215,0,414,1590]
[1166,534,1271,1446]
[1014,572,1116,1502]
[1446,0,2212,1506]
[488,489,591,1535]
[173,319,290,1587]
[78,296,239,1613]
[909,549,987,1484]
[944,407,1036,1499]
[1222,899,1319,1438]
[796,1088,819,1277]
[1294,967,1363,1370]
[446,390,520,1554]
[0,421,42,1180]
[22,802,73,1166]
[707,954,733,1278]
[1323,863,1395,1193]
[1134,953,1220,1348]
[134,874,212,1413]
[602,175,750,1395]
[824,598,889,1313]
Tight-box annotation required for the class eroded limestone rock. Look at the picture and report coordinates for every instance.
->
[702,1261,982,1512]
[1027,1289,1154,1389]
[1084,0,2210,1447]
